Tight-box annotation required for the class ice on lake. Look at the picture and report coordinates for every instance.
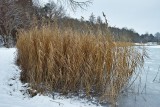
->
[118,45,160,107]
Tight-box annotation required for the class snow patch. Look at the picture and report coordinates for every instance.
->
[0,48,101,107]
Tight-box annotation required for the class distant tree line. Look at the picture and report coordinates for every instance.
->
[0,0,159,47]
[109,27,160,43]
[58,13,160,43]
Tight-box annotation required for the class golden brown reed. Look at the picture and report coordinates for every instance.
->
[16,26,145,103]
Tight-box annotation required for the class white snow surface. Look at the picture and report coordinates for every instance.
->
[0,48,101,107]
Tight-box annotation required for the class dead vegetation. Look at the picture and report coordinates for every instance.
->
[16,25,146,104]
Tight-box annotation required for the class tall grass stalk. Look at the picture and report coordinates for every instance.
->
[16,26,146,104]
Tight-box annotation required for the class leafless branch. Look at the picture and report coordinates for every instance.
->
[57,0,93,12]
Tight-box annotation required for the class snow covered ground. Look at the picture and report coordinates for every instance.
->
[0,48,101,107]
[0,46,160,107]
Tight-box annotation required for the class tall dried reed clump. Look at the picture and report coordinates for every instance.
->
[16,26,145,103]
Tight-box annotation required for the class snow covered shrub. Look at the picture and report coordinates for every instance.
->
[16,26,146,103]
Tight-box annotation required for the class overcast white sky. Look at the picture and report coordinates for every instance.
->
[41,0,160,34]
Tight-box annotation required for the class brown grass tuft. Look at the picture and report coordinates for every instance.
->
[16,26,146,104]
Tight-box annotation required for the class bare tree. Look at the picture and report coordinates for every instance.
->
[42,1,66,19]
[55,0,92,11]
[0,0,31,47]
[96,16,102,24]
[89,13,95,24]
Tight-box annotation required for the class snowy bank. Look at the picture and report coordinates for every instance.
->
[0,48,101,107]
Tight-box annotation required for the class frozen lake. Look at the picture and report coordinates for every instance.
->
[118,45,160,107]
